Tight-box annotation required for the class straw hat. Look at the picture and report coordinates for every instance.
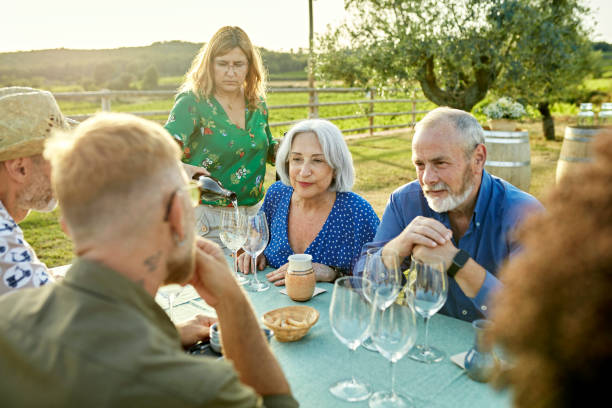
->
[0,87,75,162]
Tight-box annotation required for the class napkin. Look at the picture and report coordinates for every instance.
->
[279,286,327,297]
[451,351,468,369]
[451,351,512,371]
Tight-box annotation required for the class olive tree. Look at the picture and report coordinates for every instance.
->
[316,0,593,128]
[494,0,593,140]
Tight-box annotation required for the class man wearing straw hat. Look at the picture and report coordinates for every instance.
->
[0,87,74,295]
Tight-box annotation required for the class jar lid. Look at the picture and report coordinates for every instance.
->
[288,254,312,271]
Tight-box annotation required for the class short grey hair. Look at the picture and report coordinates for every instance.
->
[415,107,485,159]
[276,119,355,192]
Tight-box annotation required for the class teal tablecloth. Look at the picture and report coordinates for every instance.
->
[162,267,510,408]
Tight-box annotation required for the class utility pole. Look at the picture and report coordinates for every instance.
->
[308,0,318,118]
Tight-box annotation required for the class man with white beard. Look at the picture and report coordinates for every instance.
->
[355,107,542,322]
[0,87,73,295]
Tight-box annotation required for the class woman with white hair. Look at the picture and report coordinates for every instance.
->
[238,119,379,284]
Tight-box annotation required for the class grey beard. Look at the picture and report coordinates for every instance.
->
[424,176,475,213]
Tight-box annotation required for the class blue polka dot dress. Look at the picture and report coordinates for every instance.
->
[262,182,380,274]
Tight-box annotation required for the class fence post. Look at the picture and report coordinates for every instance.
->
[309,88,319,118]
[368,88,375,137]
[411,100,417,127]
[101,90,111,112]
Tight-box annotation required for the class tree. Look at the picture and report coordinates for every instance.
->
[495,0,594,140]
[93,62,115,86]
[142,65,159,90]
[316,0,594,117]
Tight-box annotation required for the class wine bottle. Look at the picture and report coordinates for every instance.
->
[197,176,238,203]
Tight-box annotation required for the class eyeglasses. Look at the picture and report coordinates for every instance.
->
[215,61,248,73]
[163,181,201,221]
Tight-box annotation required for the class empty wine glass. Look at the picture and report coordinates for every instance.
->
[219,209,249,285]
[369,286,418,408]
[158,283,184,322]
[243,212,270,292]
[407,256,448,364]
[329,276,374,402]
[362,248,402,352]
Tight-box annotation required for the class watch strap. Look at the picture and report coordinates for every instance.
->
[447,249,470,278]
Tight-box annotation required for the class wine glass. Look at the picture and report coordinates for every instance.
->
[242,212,270,292]
[219,209,249,285]
[157,283,184,322]
[369,286,418,408]
[362,248,402,352]
[407,256,448,364]
[329,276,374,402]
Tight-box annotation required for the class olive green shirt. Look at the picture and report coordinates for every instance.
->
[164,92,277,207]
[0,258,298,408]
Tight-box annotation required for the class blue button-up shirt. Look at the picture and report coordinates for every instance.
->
[354,170,543,322]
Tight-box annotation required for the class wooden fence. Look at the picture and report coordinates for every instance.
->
[53,88,430,136]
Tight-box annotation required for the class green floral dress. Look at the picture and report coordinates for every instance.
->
[164,91,277,207]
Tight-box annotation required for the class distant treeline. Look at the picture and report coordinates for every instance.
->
[0,40,308,90]
[1,40,609,91]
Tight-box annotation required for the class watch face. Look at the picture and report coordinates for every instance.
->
[455,249,470,268]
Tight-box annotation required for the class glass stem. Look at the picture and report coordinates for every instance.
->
[349,347,357,384]
[233,251,239,276]
[390,360,397,395]
[252,255,260,284]
[423,316,430,350]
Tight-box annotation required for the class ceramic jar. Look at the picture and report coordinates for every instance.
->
[285,254,316,302]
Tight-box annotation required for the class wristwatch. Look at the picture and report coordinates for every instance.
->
[447,249,470,278]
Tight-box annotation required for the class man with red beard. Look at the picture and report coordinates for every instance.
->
[356,107,542,323]
[0,113,297,407]
[0,87,73,295]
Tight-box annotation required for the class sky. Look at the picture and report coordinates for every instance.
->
[1,0,611,53]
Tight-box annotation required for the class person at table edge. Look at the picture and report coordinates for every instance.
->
[0,87,75,295]
[164,26,278,245]
[0,113,297,407]
[354,107,543,322]
[239,119,379,284]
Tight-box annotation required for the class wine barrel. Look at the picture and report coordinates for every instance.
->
[484,130,531,192]
[556,126,602,184]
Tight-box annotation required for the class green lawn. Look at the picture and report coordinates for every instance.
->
[22,118,564,268]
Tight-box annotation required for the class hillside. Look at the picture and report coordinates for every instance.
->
[0,41,308,90]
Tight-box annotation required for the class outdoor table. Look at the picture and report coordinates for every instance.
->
[161,265,511,408]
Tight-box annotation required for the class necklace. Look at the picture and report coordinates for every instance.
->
[215,92,241,112]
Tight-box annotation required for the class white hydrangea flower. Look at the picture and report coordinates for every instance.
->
[483,97,526,119]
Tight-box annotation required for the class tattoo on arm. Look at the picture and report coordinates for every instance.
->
[144,251,162,273]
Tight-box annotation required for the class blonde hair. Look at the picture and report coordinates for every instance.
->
[179,26,267,109]
[44,113,182,241]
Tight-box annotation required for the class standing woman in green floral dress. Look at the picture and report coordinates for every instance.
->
[165,26,277,246]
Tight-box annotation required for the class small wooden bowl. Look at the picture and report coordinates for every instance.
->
[262,306,319,342]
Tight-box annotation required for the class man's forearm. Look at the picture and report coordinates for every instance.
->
[215,290,292,397]
[454,258,487,298]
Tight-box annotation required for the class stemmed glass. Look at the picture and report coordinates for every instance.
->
[219,209,249,285]
[242,212,270,292]
[362,248,403,352]
[329,276,374,402]
[407,256,448,364]
[369,286,418,408]
[158,283,184,322]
